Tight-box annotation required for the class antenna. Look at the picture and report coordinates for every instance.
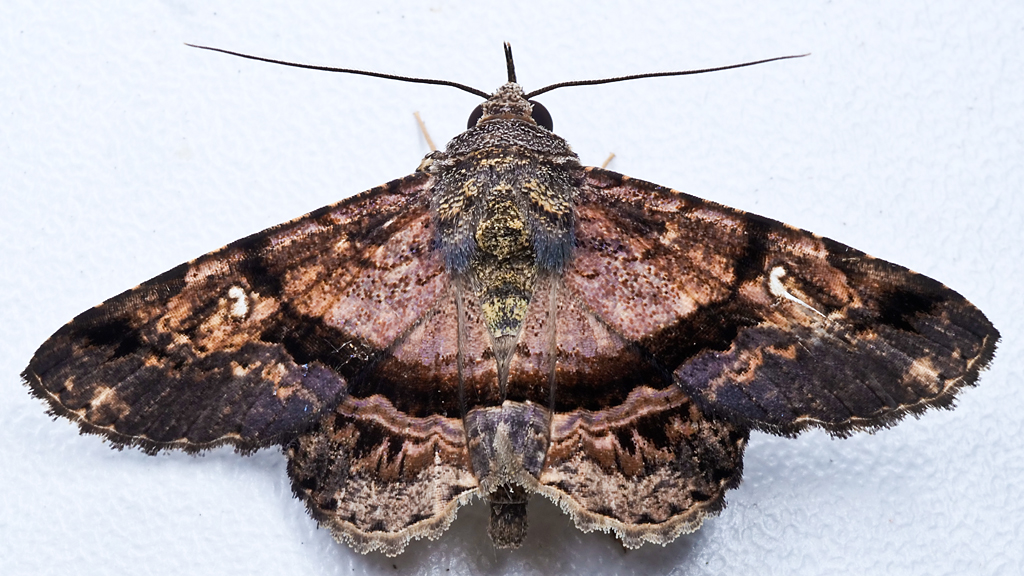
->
[185,44,490,98]
[525,53,808,98]
[186,44,806,101]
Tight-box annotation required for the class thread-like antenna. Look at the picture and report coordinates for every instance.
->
[524,53,808,98]
[186,44,806,101]
[185,43,490,98]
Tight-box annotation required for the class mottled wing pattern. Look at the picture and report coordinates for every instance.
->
[570,167,999,436]
[540,385,746,548]
[287,391,478,555]
[287,287,485,555]
[23,173,449,453]
[508,276,747,546]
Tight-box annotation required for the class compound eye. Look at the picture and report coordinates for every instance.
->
[466,100,552,130]
[529,100,553,131]
[467,104,484,129]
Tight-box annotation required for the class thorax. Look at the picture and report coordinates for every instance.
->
[424,118,583,375]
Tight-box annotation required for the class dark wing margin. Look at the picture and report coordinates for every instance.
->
[568,167,999,436]
[24,172,448,454]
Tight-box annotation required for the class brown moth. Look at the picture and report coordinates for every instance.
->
[24,45,998,556]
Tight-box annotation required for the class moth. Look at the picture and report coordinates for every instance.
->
[24,45,998,557]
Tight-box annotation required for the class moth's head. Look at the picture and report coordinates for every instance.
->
[466,83,553,131]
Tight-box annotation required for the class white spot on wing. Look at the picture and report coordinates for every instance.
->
[769,266,826,319]
[227,286,249,318]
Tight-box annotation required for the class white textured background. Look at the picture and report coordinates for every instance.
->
[2,2,1021,575]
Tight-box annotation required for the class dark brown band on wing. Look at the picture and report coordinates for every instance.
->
[575,167,998,435]
[23,173,438,453]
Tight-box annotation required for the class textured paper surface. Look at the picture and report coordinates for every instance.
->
[2,2,1021,575]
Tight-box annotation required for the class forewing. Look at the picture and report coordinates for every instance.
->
[24,173,449,452]
[569,167,998,435]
